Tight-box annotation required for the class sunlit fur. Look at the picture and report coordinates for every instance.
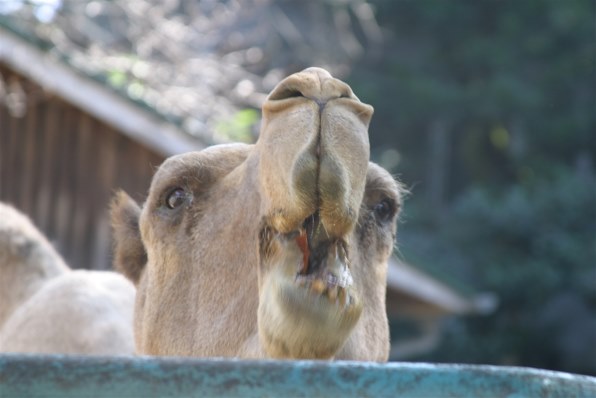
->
[0,203,135,355]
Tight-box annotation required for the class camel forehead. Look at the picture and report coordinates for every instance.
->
[149,143,253,194]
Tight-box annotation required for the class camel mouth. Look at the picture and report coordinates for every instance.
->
[280,212,355,306]
[259,209,363,359]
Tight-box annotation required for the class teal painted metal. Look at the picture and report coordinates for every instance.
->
[0,354,595,398]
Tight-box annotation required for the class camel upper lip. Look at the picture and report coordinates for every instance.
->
[303,212,325,251]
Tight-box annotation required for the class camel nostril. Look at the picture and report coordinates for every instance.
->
[268,87,304,101]
[267,77,354,104]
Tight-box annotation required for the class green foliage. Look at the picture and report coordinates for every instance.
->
[414,171,596,374]
[215,109,260,143]
[350,0,595,375]
[352,0,594,191]
[107,69,127,89]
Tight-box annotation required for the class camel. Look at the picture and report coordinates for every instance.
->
[112,67,403,360]
[0,203,135,355]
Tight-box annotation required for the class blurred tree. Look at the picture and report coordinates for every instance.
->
[419,171,596,375]
[351,0,594,198]
[0,0,383,142]
[348,0,595,375]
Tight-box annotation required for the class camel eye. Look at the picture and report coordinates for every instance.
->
[166,188,187,209]
[373,199,395,223]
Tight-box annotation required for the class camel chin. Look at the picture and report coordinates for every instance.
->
[258,226,363,359]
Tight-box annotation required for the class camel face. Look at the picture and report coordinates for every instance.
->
[112,68,402,360]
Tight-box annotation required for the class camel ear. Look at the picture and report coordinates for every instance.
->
[110,190,146,284]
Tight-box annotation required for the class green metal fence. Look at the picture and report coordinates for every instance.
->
[1,354,595,397]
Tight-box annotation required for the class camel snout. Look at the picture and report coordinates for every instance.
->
[267,67,356,109]
[257,67,372,238]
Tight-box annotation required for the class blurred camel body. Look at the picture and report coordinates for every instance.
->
[0,203,135,355]
[112,68,403,360]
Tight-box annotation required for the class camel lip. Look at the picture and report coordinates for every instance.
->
[273,211,352,285]
[278,215,349,276]
[271,217,355,309]
[296,237,344,276]
[291,250,355,309]
[295,268,353,289]
[291,223,352,288]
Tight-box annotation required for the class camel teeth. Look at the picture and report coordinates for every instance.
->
[338,287,347,307]
[327,285,338,301]
[326,273,338,286]
[311,279,326,294]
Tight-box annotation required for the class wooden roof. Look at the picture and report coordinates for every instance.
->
[0,28,203,157]
[387,258,498,318]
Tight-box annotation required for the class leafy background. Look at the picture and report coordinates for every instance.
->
[350,0,595,375]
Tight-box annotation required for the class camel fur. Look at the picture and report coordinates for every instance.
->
[0,203,135,355]
[112,67,403,360]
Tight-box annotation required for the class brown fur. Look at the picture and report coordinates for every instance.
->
[111,191,147,284]
[112,68,402,360]
[0,203,135,355]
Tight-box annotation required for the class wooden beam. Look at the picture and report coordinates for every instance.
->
[386,258,498,316]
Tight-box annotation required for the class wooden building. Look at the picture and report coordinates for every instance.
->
[0,28,202,270]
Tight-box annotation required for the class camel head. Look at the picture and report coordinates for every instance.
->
[112,68,402,360]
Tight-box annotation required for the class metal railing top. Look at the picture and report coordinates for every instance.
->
[1,354,595,398]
